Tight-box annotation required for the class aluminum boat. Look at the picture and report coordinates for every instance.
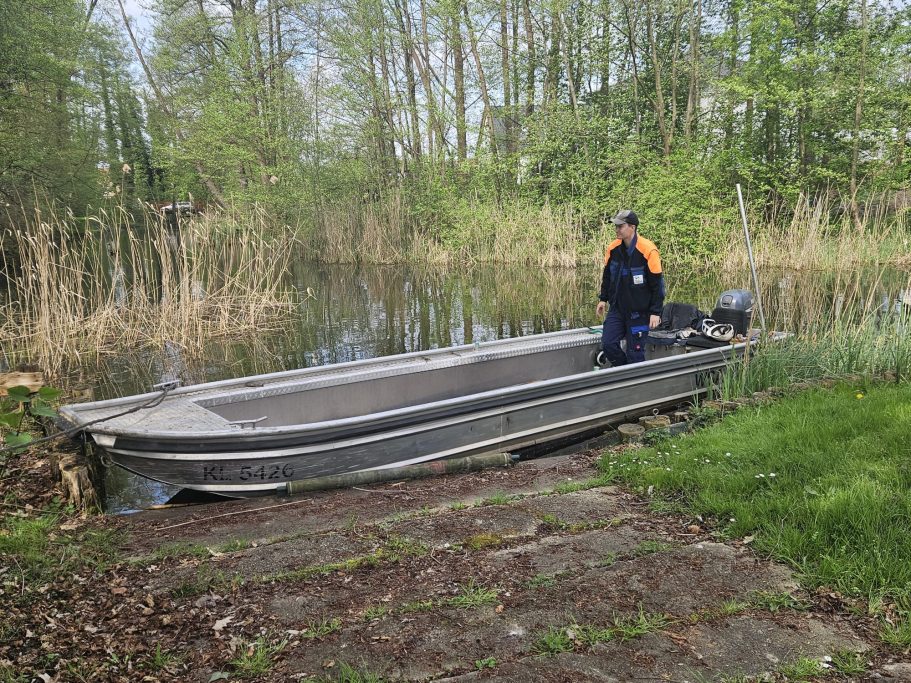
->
[59,327,746,496]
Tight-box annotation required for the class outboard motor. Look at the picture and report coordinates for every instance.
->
[712,289,754,335]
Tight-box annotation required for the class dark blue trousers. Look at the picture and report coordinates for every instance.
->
[602,309,648,366]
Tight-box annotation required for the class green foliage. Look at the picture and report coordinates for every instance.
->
[0,663,27,683]
[748,591,810,613]
[362,605,390,620]
[480,491,514,506]
[632,540,675,556]
[0,385,59,464]
[608,608,672,641]
[463,533,504,550]
[144,644,183,672]
[880,613,911,648]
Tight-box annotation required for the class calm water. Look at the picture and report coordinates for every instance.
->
[53,259,909,513]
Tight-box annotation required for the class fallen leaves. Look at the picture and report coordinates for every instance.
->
[212,615,234,632]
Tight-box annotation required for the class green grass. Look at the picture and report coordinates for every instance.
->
[363,605,390,620]
[302,617,342,638]
[829,649,867,676]
[0,663,27,683]
[152,541,212,561]
[632,539,674,556]
[312,662,385,682]
[532,627,574,656]
[610,609,671,641]
[550,475,612,494]
[777,656,825,680]
[599,382,911,608]
[144,644,182,672]
[536,606,671,656]
[383,535,429,559]
[0,508,121,589]
[480,491,515,506]
[266,535,427,583]
[718,598,750,616]
[400,599,435,613]
[229,635,287,678]
[748,590,809,613]
[442,580,499,609]
[880,613,911,647]
[719,315,911,400]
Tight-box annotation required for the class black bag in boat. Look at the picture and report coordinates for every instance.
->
[647,302,708,346]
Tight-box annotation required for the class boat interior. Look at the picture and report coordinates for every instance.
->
[200,341,605,428]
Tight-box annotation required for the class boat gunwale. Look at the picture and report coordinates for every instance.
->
[62,326,596,412]
[60,341,746,443]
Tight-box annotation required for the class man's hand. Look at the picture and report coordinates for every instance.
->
[596,301,606,318]
[649,314,661,329]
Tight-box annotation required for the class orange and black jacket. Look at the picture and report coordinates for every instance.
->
[598,234,665,316]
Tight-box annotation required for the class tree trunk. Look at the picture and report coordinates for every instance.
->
[115,0,227,207]
[392,0,422,161]
[523,0,536,116]
[452,9,468,161]
[463,0,499,157]
[500,0,513,151]
[683,0,701,140]
[645,0,671,157]
[849,0,868,226]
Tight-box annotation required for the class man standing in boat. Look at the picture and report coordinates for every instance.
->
[596,210,665,366]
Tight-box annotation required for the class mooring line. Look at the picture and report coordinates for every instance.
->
[0,382,178,457]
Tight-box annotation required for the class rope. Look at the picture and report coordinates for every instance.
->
[0,383,178,457]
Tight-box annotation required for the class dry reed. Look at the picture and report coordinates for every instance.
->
[1,205,300,377]
[717,192,911,276]
[305,190,911,274]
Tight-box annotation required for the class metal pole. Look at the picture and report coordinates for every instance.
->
[286,452,516,495]
[736,184,767,331]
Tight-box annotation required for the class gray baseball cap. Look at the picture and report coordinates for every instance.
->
[610,209,639,226]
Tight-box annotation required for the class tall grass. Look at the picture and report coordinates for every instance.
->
[0,205,299,376]
[720,272,911,398]
[719,192,911,276]
[302,189,911,271]
[309,191,586,267]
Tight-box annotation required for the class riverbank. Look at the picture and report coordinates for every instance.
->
[2,380,911,681]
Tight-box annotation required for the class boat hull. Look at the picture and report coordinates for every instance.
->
[60,328,740,496]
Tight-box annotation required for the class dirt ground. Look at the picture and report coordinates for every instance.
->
[4,440,911,682]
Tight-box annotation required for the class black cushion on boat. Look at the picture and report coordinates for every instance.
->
[657,302,707,332]
[684,335,731,349]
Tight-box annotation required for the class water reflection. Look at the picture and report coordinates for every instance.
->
[54,258,909,513]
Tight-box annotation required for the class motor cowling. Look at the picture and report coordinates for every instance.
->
[711,289,753,334]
